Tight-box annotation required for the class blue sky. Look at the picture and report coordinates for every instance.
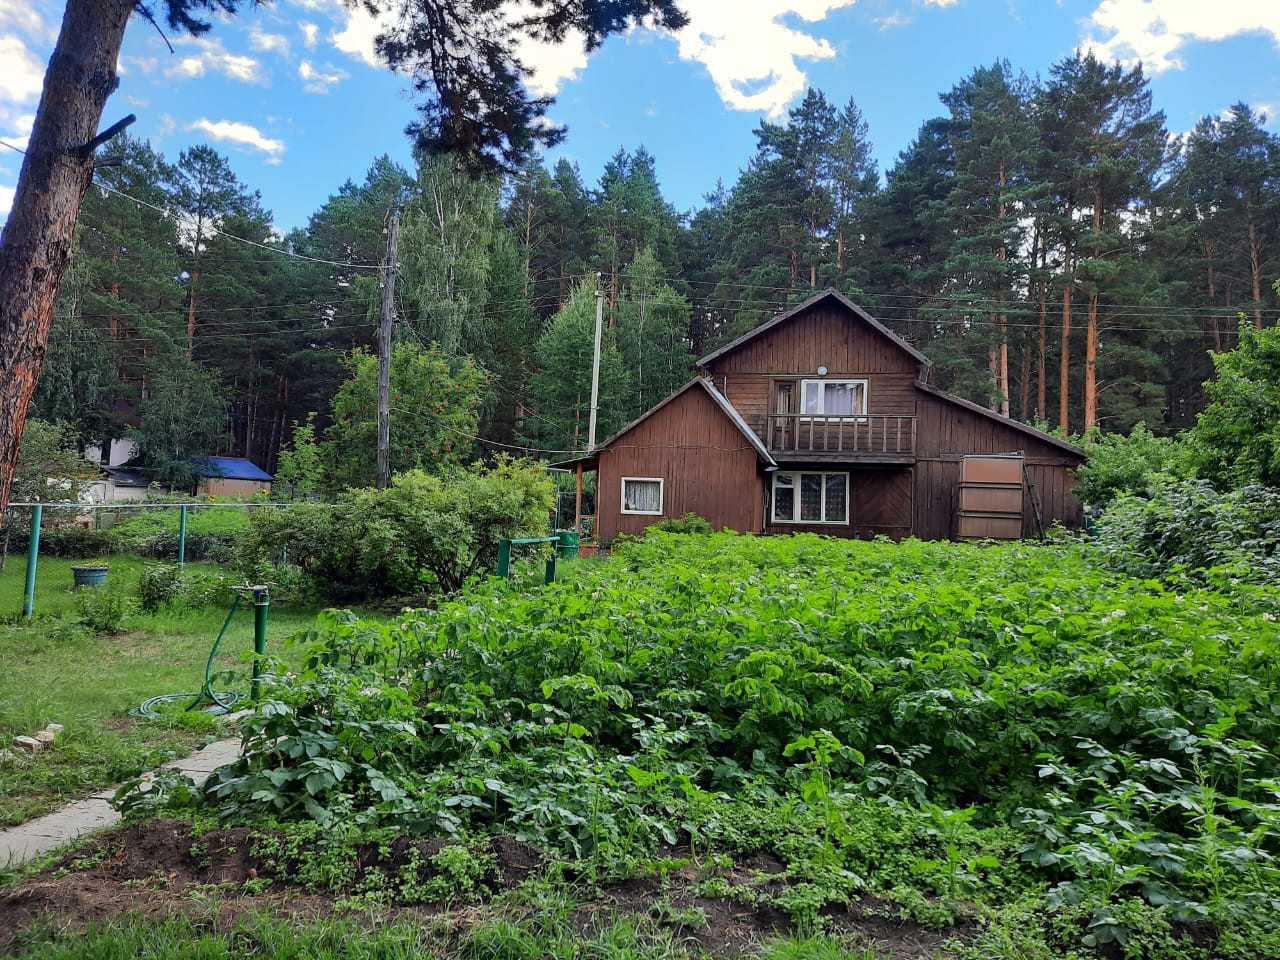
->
[2,0,1278,233]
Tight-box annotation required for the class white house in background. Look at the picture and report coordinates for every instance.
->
[84,438,138,468]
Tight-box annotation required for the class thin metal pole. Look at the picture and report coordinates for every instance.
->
[587,273,604,451]
[22,505,41,619]
[251,585,269,700]
[178,504,187,568]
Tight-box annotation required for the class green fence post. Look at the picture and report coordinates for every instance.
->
[178,504,187,568]
[251,585,269,700]
[497,539,511,579]
[544,552,556,585]
[22,505,42,619]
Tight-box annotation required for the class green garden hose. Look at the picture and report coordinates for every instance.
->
[132,595,244,717]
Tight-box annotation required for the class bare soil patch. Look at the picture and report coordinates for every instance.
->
[0,819,965,959]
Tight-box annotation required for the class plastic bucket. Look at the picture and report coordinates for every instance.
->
[556,529,579,558]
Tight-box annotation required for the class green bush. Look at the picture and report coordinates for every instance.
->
[1095,478,1280,580]
[137,563,236,612]
[236,458,554,602]
[38,526,119,558]
[650,512,713,534]
[1073,423,1186,509]
[76,585,133,634]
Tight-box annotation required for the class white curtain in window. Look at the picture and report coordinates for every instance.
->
[624,479,662,513]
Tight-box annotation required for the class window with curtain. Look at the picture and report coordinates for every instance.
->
[800,379,867,418]
[621,477,663,515]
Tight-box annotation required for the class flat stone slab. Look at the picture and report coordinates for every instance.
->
[0,735,244,868]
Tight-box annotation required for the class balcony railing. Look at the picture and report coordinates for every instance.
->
[766,414,916,457]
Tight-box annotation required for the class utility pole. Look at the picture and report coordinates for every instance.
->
[587,272,604,451]
[376,210,399,489]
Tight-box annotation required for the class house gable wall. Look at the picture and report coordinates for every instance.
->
[595,385,764,541]
[702,301,919,437]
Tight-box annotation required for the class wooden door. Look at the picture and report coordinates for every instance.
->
[850,469,913,539]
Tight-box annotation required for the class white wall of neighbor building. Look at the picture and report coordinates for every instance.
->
[83,438,138,467]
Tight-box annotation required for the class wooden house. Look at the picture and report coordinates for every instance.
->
[558,289,1084,544]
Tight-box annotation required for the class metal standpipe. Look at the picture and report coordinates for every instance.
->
[22,505,42,619]
[250,584,269,700]
[178,504,188,568]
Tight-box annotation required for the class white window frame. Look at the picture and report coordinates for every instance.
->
[799,379,868,421]
[620,476,664,516]
[771,471,849,525]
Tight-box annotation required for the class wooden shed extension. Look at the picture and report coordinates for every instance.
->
[555,377,775,541]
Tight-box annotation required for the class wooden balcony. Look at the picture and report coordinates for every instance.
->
[765,414,916,463]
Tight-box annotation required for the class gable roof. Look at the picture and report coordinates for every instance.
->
[551,377,777,470]
[914,381,1085,459]
[190,456,274,481]
[697,288,932,370]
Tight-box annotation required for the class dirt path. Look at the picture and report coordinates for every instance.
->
[0,735,242,866]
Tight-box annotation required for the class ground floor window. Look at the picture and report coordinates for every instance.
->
[621,477,664,515]
[771,471,848,524]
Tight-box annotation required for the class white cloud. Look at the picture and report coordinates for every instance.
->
[249,26,291,57]
[1084,0,1280,73]
[0,1,54,41]
[0,35,45,104]
[123,55,159,74]
[188,118,285,162]
[154,113,176,141]
[168,37,264,84]
[665,1,858,117]
[923,0,958,7]
[298,60,349,94]
[875,13,912,30]
[0,182,14,220]
[331,5,385,68]
[300,22,320,48]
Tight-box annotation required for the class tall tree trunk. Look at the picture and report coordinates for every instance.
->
[1019,328,1031,420]
[1083,194,1102,431]
[1036,240,1047,421]
[0,0,134,517]
[1059,240,1073,433]
[1248,217,1263,328]
[996,160,1009,417]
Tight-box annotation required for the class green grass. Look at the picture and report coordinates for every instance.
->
[0,556,333,826]
[3,911,888,960]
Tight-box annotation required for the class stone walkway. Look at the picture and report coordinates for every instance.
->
[0,734,243,867]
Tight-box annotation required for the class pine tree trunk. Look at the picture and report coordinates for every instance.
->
[1248,217,1263,328]
[1019,328,1031,420]
[1084,195,1102,431]
[1059,241,1073,434]
[1204,237,1221,352]
[0,0,134,517]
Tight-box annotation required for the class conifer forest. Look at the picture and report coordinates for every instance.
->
[38,53,1280,477]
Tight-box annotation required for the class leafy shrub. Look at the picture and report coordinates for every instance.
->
[650,512,713,535]
[137,563,236,612]
[77,585,133,634]
[1095,479,1280,580]
[1187,319,1280,489]
[137,564,183,612]
[39,526,119,558]
[1073,423,1186,508]
[237,458,553,601]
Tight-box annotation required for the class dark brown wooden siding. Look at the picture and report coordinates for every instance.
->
[765,467,912,540]
[705,302,920,437]
[912,390,1082,539]
[595,386,764,541]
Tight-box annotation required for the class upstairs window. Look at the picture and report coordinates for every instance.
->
[621,477,664,515]
[801,379,866,418]
[772,471,848,524]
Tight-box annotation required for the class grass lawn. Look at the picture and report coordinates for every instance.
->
[0,555,330,826]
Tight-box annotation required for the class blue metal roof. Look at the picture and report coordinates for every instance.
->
[190,456,274,482]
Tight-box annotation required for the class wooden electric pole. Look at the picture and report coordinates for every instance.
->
[587,272,604,451]
[376,211,399,489]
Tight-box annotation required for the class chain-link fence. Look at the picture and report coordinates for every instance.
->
[0,501,278,619]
